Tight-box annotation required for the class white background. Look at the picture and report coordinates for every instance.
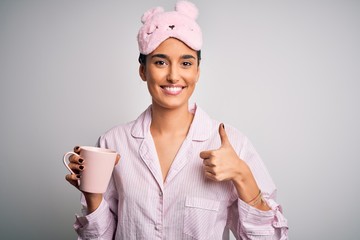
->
[0,0,359,239]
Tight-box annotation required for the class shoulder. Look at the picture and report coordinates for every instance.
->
[101,120,135,140]
[97,120,136,148]
[99,105,151,143]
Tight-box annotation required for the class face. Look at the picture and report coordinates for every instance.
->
[139,38,200,111]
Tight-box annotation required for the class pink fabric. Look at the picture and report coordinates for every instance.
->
[137,0,202,54]
[74,104,288,239]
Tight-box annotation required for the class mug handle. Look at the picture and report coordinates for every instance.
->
[63,151,78,174]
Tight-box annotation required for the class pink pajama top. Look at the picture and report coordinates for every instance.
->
[74,104,288,239]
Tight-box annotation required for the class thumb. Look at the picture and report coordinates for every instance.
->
[219,123,230,147]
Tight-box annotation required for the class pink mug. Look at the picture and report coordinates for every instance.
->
[63,146,118,193]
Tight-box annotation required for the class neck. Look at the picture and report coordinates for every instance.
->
[150,103,194,137]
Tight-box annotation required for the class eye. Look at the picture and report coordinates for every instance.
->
[182,61,193,67]
[154,60,167,66]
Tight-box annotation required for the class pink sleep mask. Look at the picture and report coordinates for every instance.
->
[137,0,202,55]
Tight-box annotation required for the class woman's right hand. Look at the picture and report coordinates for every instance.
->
[65,146,103,213]
[65,146,84,190]
[65,146,120,213]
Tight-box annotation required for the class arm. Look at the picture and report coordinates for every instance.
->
[231,134,288,239]
[74,175,118,240]
[66,138,119,239]
[200,124,288,239]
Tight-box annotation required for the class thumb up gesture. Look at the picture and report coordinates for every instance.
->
[200,123,249,183]
[200,124,270,210]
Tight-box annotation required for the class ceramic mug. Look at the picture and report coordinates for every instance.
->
[63,146,118,193]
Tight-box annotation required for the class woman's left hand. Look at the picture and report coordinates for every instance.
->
[200,123,250,183]
[200,124,271,210]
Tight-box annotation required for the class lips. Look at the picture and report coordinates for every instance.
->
[161,85,185,95]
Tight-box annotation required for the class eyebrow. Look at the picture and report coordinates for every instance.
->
[151,54,196,60]
[181,54,196,60]
[151,54,168,59]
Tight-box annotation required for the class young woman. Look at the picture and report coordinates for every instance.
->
[65,1,288,239]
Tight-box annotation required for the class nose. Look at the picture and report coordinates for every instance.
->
[166,65,180,83]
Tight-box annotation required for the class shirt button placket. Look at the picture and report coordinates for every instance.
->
[155,189,164,239]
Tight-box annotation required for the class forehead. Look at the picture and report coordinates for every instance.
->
[151,38,197,56]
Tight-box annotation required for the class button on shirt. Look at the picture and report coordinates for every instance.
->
[74,104,288,239]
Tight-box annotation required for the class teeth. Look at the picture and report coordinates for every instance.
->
[164,86,182,92]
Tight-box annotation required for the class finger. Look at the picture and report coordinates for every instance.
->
[204,171,218,181]
[65,174,80,188]
[69,153,84,164]
[200,150,213,159]
[115,154,121,166]
[219,123,230,147]
[203,165,216,174]
[205,170,225,182]
[203,158,215,167]
[73,146,81,154]
[68,162,84,173]
[65,173,80,181]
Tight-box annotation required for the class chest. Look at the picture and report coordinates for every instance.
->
[152,135,186,181]
[113,135,237,204]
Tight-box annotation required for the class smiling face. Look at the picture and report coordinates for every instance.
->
[139,38,200,111]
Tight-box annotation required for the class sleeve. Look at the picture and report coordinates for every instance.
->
[227,137,289,240]
[72,137,119,240]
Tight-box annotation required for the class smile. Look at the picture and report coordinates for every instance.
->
[161,85,185,95]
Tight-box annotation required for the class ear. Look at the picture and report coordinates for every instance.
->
[139,64,146,82]
[175,1,198,20]
[141,6,164,24]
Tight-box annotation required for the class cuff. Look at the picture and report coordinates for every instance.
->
[237,198,288,237]
[238,198,275,224]
[73,198,112,238]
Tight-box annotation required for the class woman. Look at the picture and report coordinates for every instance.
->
[65,1,288,239]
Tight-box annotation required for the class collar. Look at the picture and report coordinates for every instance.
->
[131,103,212,142]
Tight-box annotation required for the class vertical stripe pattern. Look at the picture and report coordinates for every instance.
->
[73,104,288,240]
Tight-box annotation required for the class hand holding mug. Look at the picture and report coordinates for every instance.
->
[64,146,120,193]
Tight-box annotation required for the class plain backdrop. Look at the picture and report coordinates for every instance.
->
[1,0,359,239]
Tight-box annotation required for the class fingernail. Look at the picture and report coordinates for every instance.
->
[76,174,81,179]
[75,146,80,151]
[79,165,84,170]
[222,123,225,129]
[79,158,84,163]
